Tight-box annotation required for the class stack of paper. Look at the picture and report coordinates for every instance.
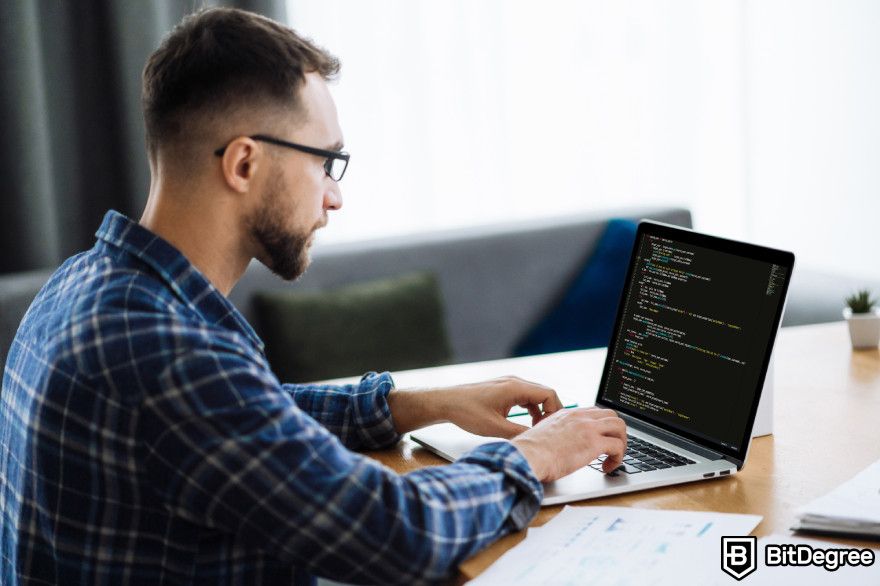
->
[793,457,880,538]
[468,506,762,585]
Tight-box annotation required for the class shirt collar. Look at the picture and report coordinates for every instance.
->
[95,210,265,353]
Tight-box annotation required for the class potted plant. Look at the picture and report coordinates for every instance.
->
[843,289,880,349]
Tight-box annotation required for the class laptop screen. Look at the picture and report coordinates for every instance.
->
[597,221,794,461]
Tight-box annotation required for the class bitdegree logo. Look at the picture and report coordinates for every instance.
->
[721,536,757,580]
[765,543,875,572]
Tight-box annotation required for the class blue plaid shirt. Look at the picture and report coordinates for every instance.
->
[0,211,542,585]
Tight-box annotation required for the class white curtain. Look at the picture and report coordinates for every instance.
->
[287,0,880,280]
[745,1,880,279]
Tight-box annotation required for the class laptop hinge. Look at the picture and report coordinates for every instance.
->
[619,412,725,460]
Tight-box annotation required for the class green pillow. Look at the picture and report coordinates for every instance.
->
[252,272,453,383]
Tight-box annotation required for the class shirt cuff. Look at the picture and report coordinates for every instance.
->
[351,371,402,449]
[457,441,544,531]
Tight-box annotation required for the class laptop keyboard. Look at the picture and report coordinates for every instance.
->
[589,436,696,474]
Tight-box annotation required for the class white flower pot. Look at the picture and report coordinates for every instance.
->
[843,308,880,349]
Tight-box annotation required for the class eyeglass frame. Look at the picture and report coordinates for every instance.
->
[213,134,350,181]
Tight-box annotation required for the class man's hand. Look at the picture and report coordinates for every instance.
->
[511,407,627,482]
[386,376,563,437]
[440,376,565,438]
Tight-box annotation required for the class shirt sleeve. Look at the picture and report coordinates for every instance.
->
[141,345,543,585]
[282,372,401,451]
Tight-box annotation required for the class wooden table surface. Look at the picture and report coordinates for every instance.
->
[364,321,880,581]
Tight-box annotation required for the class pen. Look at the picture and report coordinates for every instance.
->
[507,403,579,417]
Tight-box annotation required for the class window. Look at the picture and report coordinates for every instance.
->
[288,0,880,280]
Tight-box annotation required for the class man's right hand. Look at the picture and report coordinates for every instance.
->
[510,407,627,482]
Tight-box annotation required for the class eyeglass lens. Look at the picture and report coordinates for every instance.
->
[325,157,347,181]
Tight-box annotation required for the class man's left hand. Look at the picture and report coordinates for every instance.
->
[387,376,564,438]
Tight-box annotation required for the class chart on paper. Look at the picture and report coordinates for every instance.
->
[468,506,762,586]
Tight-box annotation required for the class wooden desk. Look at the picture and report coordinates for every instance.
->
[364,322,880,581]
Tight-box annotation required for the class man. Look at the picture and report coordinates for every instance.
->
[0,8,626,585]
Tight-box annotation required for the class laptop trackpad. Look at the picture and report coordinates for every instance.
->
[410,422,501,462]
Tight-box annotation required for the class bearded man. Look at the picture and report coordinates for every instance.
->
[0,8,625,585]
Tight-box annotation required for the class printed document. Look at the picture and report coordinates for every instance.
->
[468,506,761,585]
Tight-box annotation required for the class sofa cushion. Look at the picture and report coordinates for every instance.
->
[513,219,638,356]
[252,271,452,383]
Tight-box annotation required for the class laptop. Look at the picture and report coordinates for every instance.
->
[411,220,795,505]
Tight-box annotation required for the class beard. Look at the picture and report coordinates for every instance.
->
[248,171,317,281]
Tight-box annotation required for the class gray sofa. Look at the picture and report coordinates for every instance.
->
[229,207,691,365]
[0,206,871,373]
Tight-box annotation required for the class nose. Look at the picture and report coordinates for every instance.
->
[324,180,342,211]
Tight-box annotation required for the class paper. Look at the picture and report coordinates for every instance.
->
[795,457,880,535]
[468,506,762,585]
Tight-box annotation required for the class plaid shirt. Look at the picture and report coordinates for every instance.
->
[0,211,543,585]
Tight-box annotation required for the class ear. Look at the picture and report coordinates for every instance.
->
[218,137,262,193]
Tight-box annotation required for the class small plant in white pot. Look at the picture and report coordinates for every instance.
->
[843,289,880,349]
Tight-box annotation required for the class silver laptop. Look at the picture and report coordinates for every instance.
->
[411,220,795,506]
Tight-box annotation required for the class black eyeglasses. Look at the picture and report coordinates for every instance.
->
[214,134,350,182]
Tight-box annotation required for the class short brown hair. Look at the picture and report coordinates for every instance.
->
[142,7,339,156]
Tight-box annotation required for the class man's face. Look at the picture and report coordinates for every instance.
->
[248,73,344,280]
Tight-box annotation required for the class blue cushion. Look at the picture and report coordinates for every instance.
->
[513,219,638,356]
